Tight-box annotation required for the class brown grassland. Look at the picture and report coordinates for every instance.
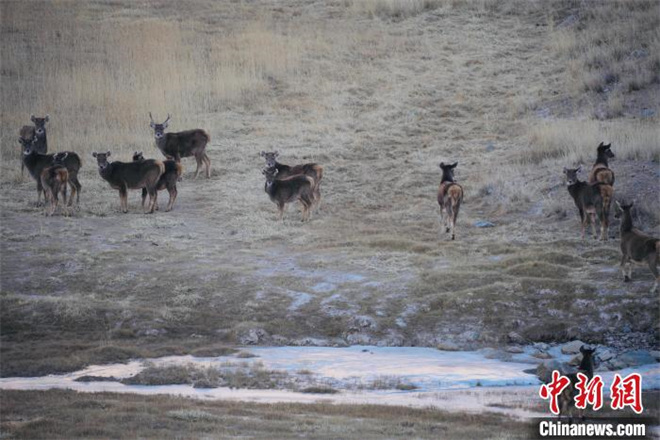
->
[1,0,659,437]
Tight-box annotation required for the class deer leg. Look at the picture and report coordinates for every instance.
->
[589,212,598,239]
[451,213,456,241]
[166,185,177,212]
[67,180,76,207]
[621,255,631,282]
[203,153,211,178]
[278,202,285,221]
[300,194,312,222]
[648,254,658,293]
[61,184,68,216]
[119,187,128,213]
[194,154,203,180]
[141,188,147,209]
[146,186,157,214]
[50,187,59,216]
[73,175,82,205]
[36,182,44,206]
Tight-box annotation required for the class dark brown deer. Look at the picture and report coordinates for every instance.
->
[563,166,612,241]
[149,113,211,179]
[614,201,659,293]
[588,142,615,186]
[93,152,164,214]
[263,168,315,222]
[40,154,69,216]
[558,346,596,422]
[18,115,49,177]
[437,162,463,240]
[260,151,323,207]
[19,136,81,206]
[133,152,183,212]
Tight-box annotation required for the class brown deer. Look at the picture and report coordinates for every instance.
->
[588,142,615,186]
[563,166,612,241]
[149,113,211,179]
[93,151,164,214]
[133,152,183,212]
[260,151,323,207]
[40,153,69,216]
[437,162,463,240]
[19,136,81,206]
[558,346,596,422]
[262,168,315,222]
[18,115,49,177]
[614,201,659,293]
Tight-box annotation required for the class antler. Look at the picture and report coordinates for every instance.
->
[164,114,171,125]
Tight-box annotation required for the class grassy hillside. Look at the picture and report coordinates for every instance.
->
[1,0,658,377]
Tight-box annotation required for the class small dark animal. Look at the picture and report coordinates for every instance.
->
[262,168,315,222]
[588,142,615,186]
[149,113,210,179]
[133,152,183,212]
[93,151,164,214]
[18,114,49,177]
[558,346,597,422]
[19,136,81,206]
[563,165,612,241]
[40,154,69,216]
[615,201,659,293]
[260,151,323,208]
[437,162,463,240]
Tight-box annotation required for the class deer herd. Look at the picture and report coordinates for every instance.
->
[16,114,659,292]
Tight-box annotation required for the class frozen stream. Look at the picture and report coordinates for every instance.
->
[1,346,658,419]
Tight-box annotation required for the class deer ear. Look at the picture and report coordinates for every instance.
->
[274,151,279,157]
[598,142,604,147]
[577,164,583,172]
[44,114,50,122]
[150,121,156,128]
[92,152,97,158]
[615,200,622,209]
[260,151,266,157]
[439,162,444,168]
[30,114,36,122]
[106,151,111,157]
[451,162,458,168]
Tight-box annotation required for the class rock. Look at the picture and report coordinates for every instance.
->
[596,348,615,362]
[458,330,479,342]
[485,142,495,152]
[537,360,568,383]
[568,354,583,366]
[650,351,660,362]
[533,351,553,360]
[507,331,526,344]
[506,345,524,354]
[561,340,586,355]
[616,350,656,368]
[345,333,372,345]
[239,328,268,345]
[631,49,649,59]
[437,341,460,351]
[557,14,579,29]
[641,108,656,118]
[473,220,495,228]
[534,342,550,352]
[606,358,627,371]
[351,315,377,330]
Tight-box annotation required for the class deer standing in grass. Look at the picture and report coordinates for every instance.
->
[149,113,211,179]
[19,115,49,177]
[563,166,612,241]
[262,168,315,222]
[93,152,164,214]
[260,151,323,208]
[588,142,615,186]
[20,136,82,206]
[40,153,69,216]
[558,346,596,423]
[614,201,659,293]
[437,162,463,240]
[133,152,183,212]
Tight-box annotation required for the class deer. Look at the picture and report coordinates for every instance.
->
[40,153,70,216]
[93,151,164,214]
[149,113,211,179]
[18,114,49,177]
[437,162,463,240]
[133,152,183,212]
[558,346,597,423]
[262,167,315,222]
[614,201,659,293]
[260,151,323,208]
[19,136,81,206]
[588,142,615,186]
[563,165,612,241]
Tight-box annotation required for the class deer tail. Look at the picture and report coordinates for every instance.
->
[600,184,613,219]
[155,160,166,177]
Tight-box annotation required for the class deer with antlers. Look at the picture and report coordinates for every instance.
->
[149,113,210,179]
[437,162,464,240]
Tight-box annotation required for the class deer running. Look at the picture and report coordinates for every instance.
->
[563,166,612,241]
[260,151,323,207]
[93,151,164,214]
[437,162,463,240]
[133,152,183,212]
[588,142,615,186]
[262,168,315,222]
[40,153,70,216]
[614,201,659,293]
[558,346,597,422]
[19,136,81,206]
[149,113,211,179]
[19,114,49,177]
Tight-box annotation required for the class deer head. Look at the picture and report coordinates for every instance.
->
[30,114,50,136]
[92,151,112,170]
[597,142,615,159]
[149,113,171,139]
[260,151,280,168]
[563,165,583,185]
